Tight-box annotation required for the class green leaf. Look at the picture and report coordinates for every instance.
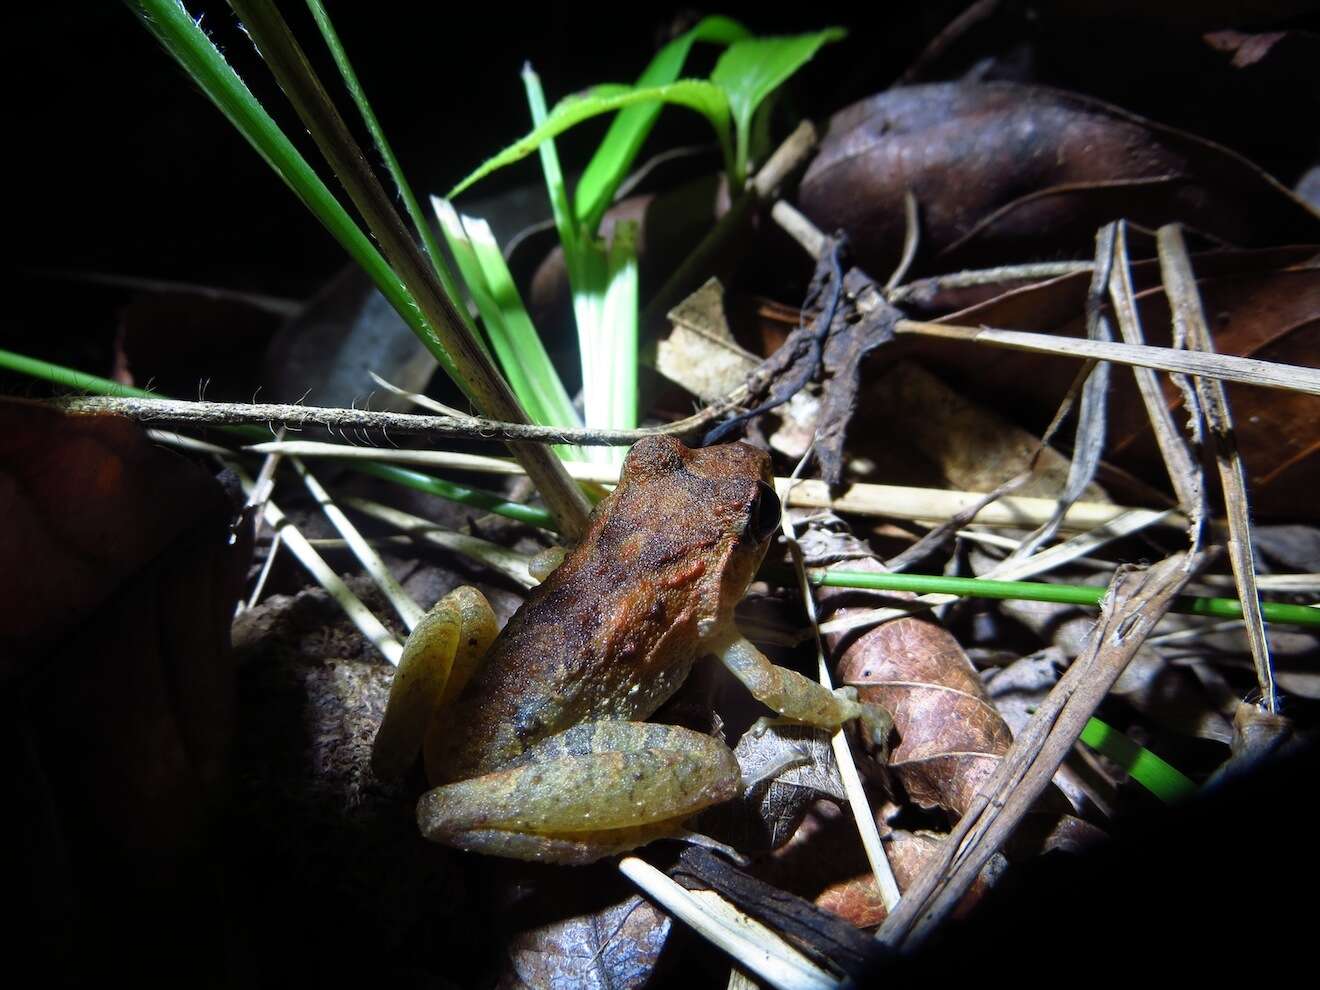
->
[449,81,732,199]
[1080,718,1198,804]
[710,27,845,179]
[432,198,583,460]
[575,15,750,232]
[126,0,463,382]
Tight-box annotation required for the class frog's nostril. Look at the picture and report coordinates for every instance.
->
[749,482,782,542]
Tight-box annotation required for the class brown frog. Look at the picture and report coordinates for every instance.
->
[371,436,890,863]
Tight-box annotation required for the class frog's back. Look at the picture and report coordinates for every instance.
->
[429,437,773,781]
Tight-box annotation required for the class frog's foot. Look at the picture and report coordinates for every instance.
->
[717,636,894,753]
[371,587,498,781]
[415,721,741,865]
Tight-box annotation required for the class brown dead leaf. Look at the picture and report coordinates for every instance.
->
[820,558,1011,817]
[757,801,1005,930]
[2,402,248,980]
[800,82,1320,277]
[903,249,1320,517]
[491,862,671,990]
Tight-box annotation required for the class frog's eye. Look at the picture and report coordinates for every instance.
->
[747,481,782,543]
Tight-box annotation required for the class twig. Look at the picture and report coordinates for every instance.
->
[1158,225,1276,712]
[644,121,818,324]
[1108,222,1207,553]
[887,261,1093,304]
[877,552,1198,950]
[780,449,901,911]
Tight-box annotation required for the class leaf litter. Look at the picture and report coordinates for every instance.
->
[12,5,1320,986]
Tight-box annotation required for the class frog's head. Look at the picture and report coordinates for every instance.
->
[610,436,780,639]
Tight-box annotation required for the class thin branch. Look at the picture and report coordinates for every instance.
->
[877,552,1198,950]
[644,121,818,324]
[887,261,1093,304]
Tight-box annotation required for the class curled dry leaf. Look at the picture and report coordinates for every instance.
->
[799,82,1320,277]
[819,556,1012,818]
[721,721,846,852]
[492,862,671,990]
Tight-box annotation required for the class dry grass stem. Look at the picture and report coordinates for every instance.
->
[340,496,537,588]
[1108,222,1206,551]
[780,458,900,911]
[896,319,1320,396]
[241,437,1167,531]
[232,465,403,664]
[1157,224,1276,712]
[289,459,425,630]
[618,857,839,990]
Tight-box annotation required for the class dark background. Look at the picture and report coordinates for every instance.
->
[10,2,1317,302]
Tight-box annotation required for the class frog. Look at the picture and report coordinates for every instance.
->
[371,435,891,864]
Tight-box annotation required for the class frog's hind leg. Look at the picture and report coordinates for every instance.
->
[715,635,893,749]
[371,587,498,780]
[416,721,741,864]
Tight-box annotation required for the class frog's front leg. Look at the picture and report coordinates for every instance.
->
[716,635,893,750]
[371,587,498,780]
[416,721,740,864]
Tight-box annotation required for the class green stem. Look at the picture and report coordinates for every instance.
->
[303,0,461,303]
[809,569,1320,630]
[1080,718,1197,804]
[125,0,459,381]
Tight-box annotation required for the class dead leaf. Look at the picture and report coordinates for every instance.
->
[904,248,1320,517]
[800,82,1320,277]
[491,862,671,990]
[821,558,1012,817]
[2,402,248,980]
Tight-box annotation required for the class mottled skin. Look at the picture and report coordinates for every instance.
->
[430,437,774,782]
[373,436,891,864]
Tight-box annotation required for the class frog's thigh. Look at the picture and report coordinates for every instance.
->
[717,635,888,740]
[371,587,498,780]
[416,722,740,863]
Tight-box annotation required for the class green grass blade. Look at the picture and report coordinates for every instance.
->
[303,0,465,306]
[433,198,584,461]
[1080,718,1198,804]
[351,462,554,528]
[126,0,460,382]
[808,569,1320,630]
[576,15,750,232]
[449,81,731,200]
[710,28,845,183]
[603,221,640,436]
[522,64,577,256]
[0,347,557,529]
